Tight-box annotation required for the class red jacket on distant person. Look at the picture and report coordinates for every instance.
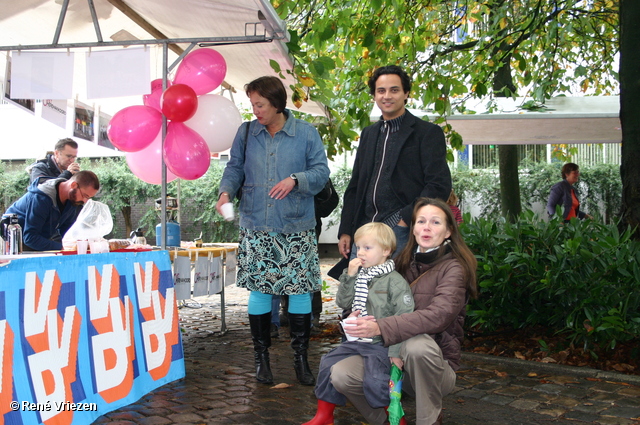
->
[449,205,463,224]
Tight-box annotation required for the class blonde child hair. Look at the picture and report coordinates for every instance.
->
[353,222,396,254]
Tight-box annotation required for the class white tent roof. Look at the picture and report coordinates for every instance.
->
[0,0,325,109]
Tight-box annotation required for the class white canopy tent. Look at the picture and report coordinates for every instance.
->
[0,0,324,114]
[0,0,327,247]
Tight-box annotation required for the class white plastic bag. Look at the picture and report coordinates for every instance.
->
[62,199,113,249]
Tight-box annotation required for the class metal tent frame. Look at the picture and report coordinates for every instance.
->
[0,0,287,249]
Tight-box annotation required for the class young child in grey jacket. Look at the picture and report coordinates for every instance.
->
[302,222,414,425]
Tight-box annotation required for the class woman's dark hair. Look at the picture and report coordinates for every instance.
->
[245,76,287,113]
[561,163,579,180]
[395,197,478,299]
[368,65,412,102]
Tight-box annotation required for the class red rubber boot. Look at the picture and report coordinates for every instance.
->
[301,399,336,425]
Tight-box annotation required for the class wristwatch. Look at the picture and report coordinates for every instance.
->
[290,174,298,185]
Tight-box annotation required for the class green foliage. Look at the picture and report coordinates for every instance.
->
[178,162,239,243]
[276,0,619,157]
[462,212,640,351]
[89,157,164,236]
[0,162,31,213]
[453,162,622,224]
[324,165,353,229]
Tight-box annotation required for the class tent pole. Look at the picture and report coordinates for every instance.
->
[161,43,169,250]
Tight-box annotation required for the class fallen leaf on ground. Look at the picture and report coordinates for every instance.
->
[495,370,508,377]
[540,357,557,363]
[271,383,293,389]
[527,372,538,377]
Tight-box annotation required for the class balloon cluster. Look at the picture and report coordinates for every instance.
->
[108,49,243,183]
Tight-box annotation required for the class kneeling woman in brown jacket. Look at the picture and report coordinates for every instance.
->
[324,197,478,425]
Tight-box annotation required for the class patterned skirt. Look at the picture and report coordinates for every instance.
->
[236,227,322,295]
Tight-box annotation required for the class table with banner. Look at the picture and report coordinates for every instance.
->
[169,244,238,334]
[0,250,185,425]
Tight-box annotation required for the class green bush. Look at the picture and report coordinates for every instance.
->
[462,212,640,351]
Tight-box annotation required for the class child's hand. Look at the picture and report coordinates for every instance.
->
[348,258,363,276]
[390,357,403,369]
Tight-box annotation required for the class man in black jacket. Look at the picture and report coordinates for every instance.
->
[27,138,81,184]
[338,65,451,260]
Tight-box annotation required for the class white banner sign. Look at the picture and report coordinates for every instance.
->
[209,256,222,294]
[11,51,74,99]
[193,257,209,297]
[173,256,192,300]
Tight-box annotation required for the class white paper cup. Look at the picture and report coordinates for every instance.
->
[77,240,88,255]
[341,319,358,342]
[89,239,100,254]
[221,202,234,221]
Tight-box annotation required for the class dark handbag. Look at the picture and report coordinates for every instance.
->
[235,122,250,201]
[314,178,339,218]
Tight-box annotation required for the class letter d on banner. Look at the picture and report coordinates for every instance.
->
[173,256,192,300]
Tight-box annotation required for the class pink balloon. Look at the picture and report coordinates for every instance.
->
[163,122,211,180]
[107,105,162,152]
[160,84,198,122]
[174,49,227,95]
[143,79,173,112]
[126,133,178,185]
[185,94,242,153]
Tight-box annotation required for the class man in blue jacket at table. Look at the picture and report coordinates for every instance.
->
[4,170,100,251]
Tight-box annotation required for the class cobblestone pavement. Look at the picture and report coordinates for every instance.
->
[94,259,640,425]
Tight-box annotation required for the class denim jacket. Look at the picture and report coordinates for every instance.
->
[219,110,330,234]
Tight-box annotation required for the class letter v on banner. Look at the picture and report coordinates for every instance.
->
[23,269,82,424]
[134,261,180,381]
[87,264,136,403]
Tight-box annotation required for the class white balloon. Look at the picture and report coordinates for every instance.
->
[185,94,242,153]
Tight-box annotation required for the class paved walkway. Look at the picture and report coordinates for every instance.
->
[94,259,640,425]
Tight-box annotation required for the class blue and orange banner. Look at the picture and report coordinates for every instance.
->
[0,251,185,425]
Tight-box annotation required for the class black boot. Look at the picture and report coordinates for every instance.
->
[289,313,316,386]
[249,313,273,384]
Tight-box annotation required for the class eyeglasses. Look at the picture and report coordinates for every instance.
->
[77,186,93,201]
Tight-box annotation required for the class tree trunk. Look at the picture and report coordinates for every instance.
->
[122,206,133,238]
[492,46,522,222]
[498,145,521,221]
[619,0,640,239]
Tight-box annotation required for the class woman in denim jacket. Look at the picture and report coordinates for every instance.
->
[216,76,330,386]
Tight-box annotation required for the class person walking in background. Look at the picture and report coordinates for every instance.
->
[302,222,413,425]
[338,65,451,261]
[27,138,81,184]
[329,198,478,425]
[447,189,463,224]
[216,76,330,386]
[547,163,593,222]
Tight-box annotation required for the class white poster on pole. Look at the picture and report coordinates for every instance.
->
[225,251,237,287]
[10,51,74,99]
[193,257,209,297]
[173,256,192,301]
[86,47,150,99]
[209,256,222,294]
